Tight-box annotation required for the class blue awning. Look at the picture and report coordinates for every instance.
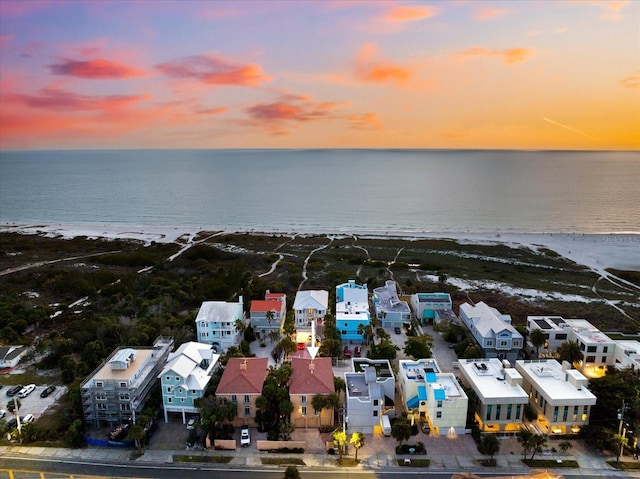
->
[407,395,419,409]
[418,385,427,401]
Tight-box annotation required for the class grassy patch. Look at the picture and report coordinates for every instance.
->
[261,458,306,466]
[337,458,359,467]
[608,460,640,470]
[480,459,496,467]
[522,458,579,468]
[173,455,232,463]
[397,458,430,467]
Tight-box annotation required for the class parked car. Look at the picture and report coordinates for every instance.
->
[186,416,198,430]
[18,384,36,398]
[6,385,22,397]
[354,345,362,357]
[394,327,402,334]
[420,421,430,434]
[0,409,6,419]
[343,346,352,358]
[7,417,17,429]
[21,414,35,425]
[240,425,250,447]
[108,423,130,441]
[40,385,57,398]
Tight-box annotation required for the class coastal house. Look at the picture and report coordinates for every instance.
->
[399,358,468,435]
[158,341,220,423]
[515,359,596,435]
[293,290,328,332]
[195,297,244,353]
[526,316,615,378]
[335,280,370,344]
[410,292,456,325]
[249,292,286,341]
[345,358,395,434]
[459,301,523,363]
[215,357,269,427]
[289,357,335,428]
[372,280,411,329]
[613,340,640,371]
[0,345,28,369]
[457,358,528,434]
[81,337,174,427]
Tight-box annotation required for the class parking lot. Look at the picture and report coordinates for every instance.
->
[1,383,65,421]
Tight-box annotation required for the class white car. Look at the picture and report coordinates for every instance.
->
[18,384,36,398]
[0,409,6,419]
[21,414,35,424]
[186,417,198,430]
[240,425,250,447]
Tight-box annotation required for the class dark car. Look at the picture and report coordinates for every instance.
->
[40,385,57,398]
[394,327,402,334]
[420,421,431,434]
[7,417,18,429]
[6,385,22,397]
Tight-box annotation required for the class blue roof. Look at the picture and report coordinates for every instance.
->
[434,389,446,401]
[425,372,437,382]
[418,385,427,400]
[407,395,419,409]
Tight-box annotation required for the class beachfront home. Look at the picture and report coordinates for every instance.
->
[215,357,269,427]
[289,357,335,428]
[614,340,640,371]
[158,341,220,423]
[515,359,596,435]
[526,316,615,378]
[345,358,395,434]
[335,280,370,344]
[0,345,27,369]
[81,337,174,427]
[250,292,287,342]
[410,293,456,325]
[372,280,411,329]
[293,290,329,331]
[399,358,468,435]
[459,301,523,363]
[457,358,528,434]
[195,297,244,353]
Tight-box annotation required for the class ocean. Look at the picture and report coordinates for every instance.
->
[1,149,638,235]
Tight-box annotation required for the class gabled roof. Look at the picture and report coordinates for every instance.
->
[250,299,284,313]
[196,300,242,323]
[0,345,26,362]
[460,302,521,339]
[289,357,335,395]
[216,357,268,395]
[159,342,219,391]
[265,292,286,301]
[293,290,329,310]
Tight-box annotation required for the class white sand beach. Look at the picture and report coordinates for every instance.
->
[1,223,639,274]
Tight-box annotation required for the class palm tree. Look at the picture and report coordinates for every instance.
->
[266,309,275,325]
[558,340,582,365]
[325,393,340,427]
[311,394,327,426]
[529,328,546,358]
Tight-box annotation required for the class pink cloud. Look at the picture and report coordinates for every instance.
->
[574,0,631,20]
[458,47,533,64]
[476,7,508,20]
[348,112,383,131]
[620,71,640,88]
[354,43,413,85]
[156,54,270,86]
[3,88,150,112]
[198,106,229,115]
[382,5,439,22]
[0,35,13,48]
[49,58,146,79]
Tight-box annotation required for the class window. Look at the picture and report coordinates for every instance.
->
[244,395,250,404]
[602,356,607,363]
[120,404,130,411]
[486,340,493,346]
[500,340,508,347]
[373,399,379,406]
[373,410,378,417]
[587,346,597,353]
[582,406,588,421]
[573,406,579,422]
[436,411,442,419]
[245,407,251,417]
[231,395,237,404]
[175,376,180,381]
[513,340,520,346]
[563,407,568,422]
[314,408,320,416]
[495,405,501,421]
[344,323,348,327]
[119,393,130,401]
[341,330,347,335]
[95,394,107,401]
[95,381,103,388]
[168,397,173,404]
[437,400,443,408]
[556,333,567,340]
[96,403,106,410]
[301,395,307,404]
[166,376,171,382]
[180,398,184,403]
[553,406,559,422]
[191,390,196,394]
[301,406,307,417]
[507,404,512,420]
[486,405,492,421]
[603,346,608,353]
[586,355,596,363]
[200,321,206,327]
[516,404,522,420]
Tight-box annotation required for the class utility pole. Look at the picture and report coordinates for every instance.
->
[617,399,629,463]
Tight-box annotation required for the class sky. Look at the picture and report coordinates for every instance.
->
[0,0,638,150]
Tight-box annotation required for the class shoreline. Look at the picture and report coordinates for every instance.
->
[1,222,639,273]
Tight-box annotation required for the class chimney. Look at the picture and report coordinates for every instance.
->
[240,359,247,373]
[309,361,315,374]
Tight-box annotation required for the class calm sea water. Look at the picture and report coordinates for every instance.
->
[1,149,638,235]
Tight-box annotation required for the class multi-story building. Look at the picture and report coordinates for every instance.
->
[372,280,411,329]
[459,301,523,363]
[250,292,286,341]
[215,357,268,427]
[195,297,244,352]
[614,340,640,371]
[81,337,174,427]
[515,359,597,435]
[293,290,328,331]
[335,280,370,344]
[410,293,455,325]
[345,358,395,434]
[399,358,468,435]
[158,341,220,423]
[289,357,335,428]
[526,316,615,378]
[457,358,528,434]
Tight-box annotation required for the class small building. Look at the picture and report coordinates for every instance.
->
[159,341,220,423]
[250,292,286,341]
[336,280,370,344]
[195,297,244,352]
[345,358,395,434]
[614,340,640,371]
[289,357,335,428]
[215,357,269,427]
[410,293,454,325]
[515,359,597,435]
[81,337,174,427]
[293,290,328,331]
[457,358,528,434]
[372,280,411,329]
[399,358,468,435]
[459,301,523,363]
[0,345,27,369]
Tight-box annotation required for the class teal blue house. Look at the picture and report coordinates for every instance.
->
[336,280,370,344]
